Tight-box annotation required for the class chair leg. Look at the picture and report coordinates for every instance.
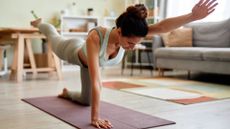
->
[187,70,191,79]
[158,68,164,77]
[139,50,142,74]
[16,35,25,82]
[46,40,62,80]
[0,49,8,76]
[121,52,127,75]
[10,43,18,80]
[146,50,153,76]
[131,51,135,76]
[158,68,161,76]
[25,39,37,79]
[0,48,3,71]
[3,50,8,73]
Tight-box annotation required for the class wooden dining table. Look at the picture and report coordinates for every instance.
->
[0,27,62,82]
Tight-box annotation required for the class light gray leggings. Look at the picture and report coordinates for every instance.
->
[38,23,91,106]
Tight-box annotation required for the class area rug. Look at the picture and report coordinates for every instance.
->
[103,78,230,105]
[102,81,144,90]
[22,96,175,129]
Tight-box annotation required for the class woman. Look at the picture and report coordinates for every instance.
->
[31,0,217,128]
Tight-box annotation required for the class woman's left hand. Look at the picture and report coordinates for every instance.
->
[191,0,218,21]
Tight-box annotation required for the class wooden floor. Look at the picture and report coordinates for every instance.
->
[0,66,230,129]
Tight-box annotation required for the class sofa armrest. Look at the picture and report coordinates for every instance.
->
[152,35,164,69]
[152,35,164,51]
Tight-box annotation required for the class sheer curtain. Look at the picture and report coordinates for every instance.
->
[166,0,230,22]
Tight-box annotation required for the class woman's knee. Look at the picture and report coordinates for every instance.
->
[80,97,91,106]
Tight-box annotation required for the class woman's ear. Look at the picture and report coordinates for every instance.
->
[117,28,122,36]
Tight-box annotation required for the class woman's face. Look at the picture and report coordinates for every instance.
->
[118,30,143,50]
[119,36,143,50]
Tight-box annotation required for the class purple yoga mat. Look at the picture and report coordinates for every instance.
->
[22,96,175,129]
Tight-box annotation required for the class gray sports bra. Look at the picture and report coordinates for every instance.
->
[81,27,125,67]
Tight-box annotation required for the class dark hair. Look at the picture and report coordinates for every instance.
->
[116,4,148,37]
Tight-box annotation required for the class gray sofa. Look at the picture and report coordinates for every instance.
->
[152,18,230,76]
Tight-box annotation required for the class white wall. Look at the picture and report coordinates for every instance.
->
[0,0,125,27]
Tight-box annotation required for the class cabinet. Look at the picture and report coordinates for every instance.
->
[60,16,99,70]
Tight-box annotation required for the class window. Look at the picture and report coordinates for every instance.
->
[166,0,230,22]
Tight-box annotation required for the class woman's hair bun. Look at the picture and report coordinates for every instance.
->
[126,4,147,19]
[115,3,148,37]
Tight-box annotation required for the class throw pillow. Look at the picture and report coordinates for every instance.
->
[161,28,193,47]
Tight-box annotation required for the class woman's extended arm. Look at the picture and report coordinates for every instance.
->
[148,0,218,35]
[86,30,113,129]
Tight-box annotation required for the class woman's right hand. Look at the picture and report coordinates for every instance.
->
[91,118,113,129]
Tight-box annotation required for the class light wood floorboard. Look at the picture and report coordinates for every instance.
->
[0,66,230,129]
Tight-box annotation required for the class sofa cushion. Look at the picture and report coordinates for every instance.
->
[155,47,205,60]
[160,28,193,47]
[155,47,230,62]
[185,18,230,47]
[203,48,230,61]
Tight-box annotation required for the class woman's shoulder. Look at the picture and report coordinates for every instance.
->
[88,26,108,39]
[86,27,105,45]
[93,26,107,34]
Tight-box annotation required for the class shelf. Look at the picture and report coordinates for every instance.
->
[125,62,153,66]
[104,17,117,20]
[62,32,88,36]
[61,15,99,20]
[103,17,117,28]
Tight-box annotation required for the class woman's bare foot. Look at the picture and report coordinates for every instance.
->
[30,18,42,27]
[58,88,69,98]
